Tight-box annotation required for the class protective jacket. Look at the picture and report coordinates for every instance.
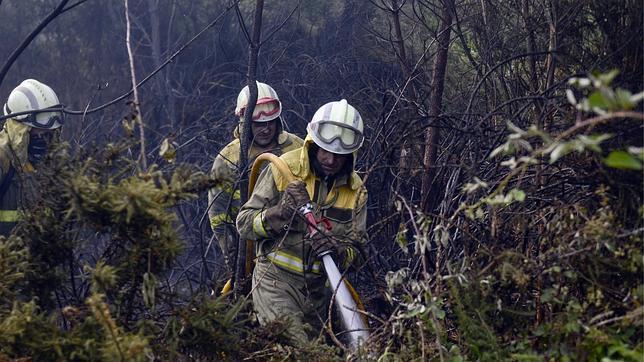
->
[0,119,36,236]
[236,135,367,343]
[208,130,303,270]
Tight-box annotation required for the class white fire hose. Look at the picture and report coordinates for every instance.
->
[300,203,370,347]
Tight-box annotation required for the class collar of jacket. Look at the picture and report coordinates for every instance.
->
[247,132,292,159]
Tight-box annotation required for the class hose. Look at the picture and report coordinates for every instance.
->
[220,153,291,294]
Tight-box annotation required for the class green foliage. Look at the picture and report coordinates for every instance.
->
[158,294,343,361]
[0,301,61,359]
[0,139,236,360]
[568,70,643,115]
[448,282,504,361]
[378,185,643,361]
[0,297,142,361]
[167,295,248,358]
[604,150,643,170]
[0,138,348,360]
[0,236,29,312]
[490,71,642,171]
[86,293,151,361]
[86,261,118,294]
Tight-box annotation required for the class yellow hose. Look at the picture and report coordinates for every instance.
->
[220,279,232,295]
[249,153,295,192]
[221,154,290,295]
[221,153,367,328]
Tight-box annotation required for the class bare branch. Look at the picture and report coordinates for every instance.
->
[259,1,300,46]
[124,0,147,172]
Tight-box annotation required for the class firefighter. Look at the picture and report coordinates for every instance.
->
[0,79,65,236]
[236,99,368,344]
[208,82,303,274]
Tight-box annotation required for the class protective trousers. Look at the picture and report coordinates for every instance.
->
[252,258,331,345]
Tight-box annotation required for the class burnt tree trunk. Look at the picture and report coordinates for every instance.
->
[235,0,264,296]
[421,0,453,213]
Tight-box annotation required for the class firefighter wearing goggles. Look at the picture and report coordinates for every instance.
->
[0,79,64,236]
[236,99,368,344]
[208,81,303,274]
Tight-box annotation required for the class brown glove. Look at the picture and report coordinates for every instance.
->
[307,229,338,256]
[263,180,310,233]
[280,180,310,214]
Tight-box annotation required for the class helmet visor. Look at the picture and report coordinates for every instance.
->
[316,120,364,150]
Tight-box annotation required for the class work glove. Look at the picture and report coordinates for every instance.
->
[263,180,310,233]
[307,229,339,256]
[307,230,360,268]
[280,180,310,214]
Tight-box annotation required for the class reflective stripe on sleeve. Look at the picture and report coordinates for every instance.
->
[345,247,356,264]
[266,250,322,274]
[218,183,241,200]
[209,213,228,229]
[252,211,269,238]
[0,210,19,222]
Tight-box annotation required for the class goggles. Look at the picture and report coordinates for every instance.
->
[237,99,282,122]
[4,104,65,129]
[251,106,280,122]
[312,120,364,150]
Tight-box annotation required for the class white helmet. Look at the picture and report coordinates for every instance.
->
[307,99,364,154]
[3,79,63,129]
[234,81,282,122]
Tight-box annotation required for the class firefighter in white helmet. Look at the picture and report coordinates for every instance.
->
[236,99,368,344]
[208,81,303,274]
[0,79,65,236]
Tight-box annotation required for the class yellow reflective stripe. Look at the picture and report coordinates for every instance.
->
[343,247,356,268]
[217,183,241,200]
[266,251,322,274]
[253,211,269,238]
[0,210,19,222]
[345,247,356,263]
[210,213,228,228]
[220,183,234,193]
[311,260,322,273]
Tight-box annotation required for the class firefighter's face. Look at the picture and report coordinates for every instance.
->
[315,147,348,176]
[251,119,277,147]
[29,127,55,143]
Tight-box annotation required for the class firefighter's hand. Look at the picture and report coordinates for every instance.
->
[307,229,338,256]
[281,180,310,213]
[263,206,288,234]
[264,181,310,234]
